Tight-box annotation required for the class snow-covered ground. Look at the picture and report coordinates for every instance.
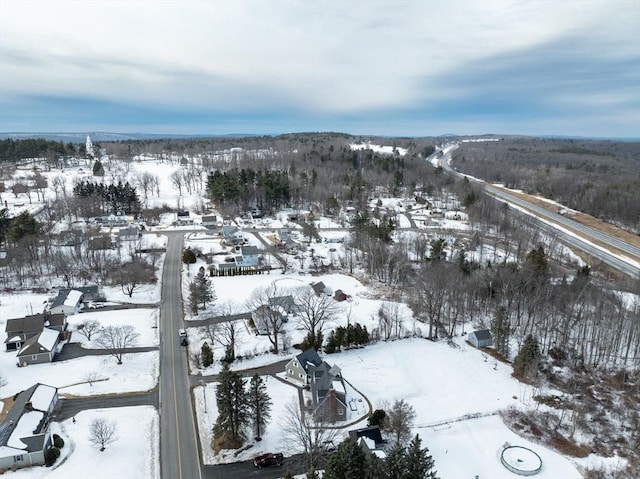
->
[2,406,159,479]
[4,149,631,478]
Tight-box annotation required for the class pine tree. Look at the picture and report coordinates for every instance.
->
[404,434,438,479]
[189,267,216,314]
[323,439,368,479]
[491,306,511,357]
[513,334,541,379]
[248,374,272,440]
[368,409,388,430]
[385,441,406,478]
[201,342,213,367]
[214,362,249,443]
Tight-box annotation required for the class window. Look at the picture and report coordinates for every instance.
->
[14,455,24,462]
[32,355,38,360]
[338,409,344,416]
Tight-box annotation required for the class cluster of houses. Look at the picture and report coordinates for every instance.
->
[3,286,103,366]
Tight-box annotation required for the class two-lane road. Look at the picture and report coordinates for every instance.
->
[160,232,208,479]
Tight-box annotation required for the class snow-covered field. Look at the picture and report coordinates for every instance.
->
[2,406,159,479]
[0,145,613,478]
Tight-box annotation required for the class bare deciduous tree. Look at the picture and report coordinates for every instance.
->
[245,284,290,354]
[89,418,117,451]
[281,399,339,470]
[387,399,416,444]
[294,286,339,346]
[96,325,140,364]
[377,301,407,341]
[77,319,101,341]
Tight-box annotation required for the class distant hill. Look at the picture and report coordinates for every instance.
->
[0,132,258,142]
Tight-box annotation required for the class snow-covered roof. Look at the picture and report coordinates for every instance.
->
[0,445,26,459]
[37,328,59,352]
[64,289,83,307]
[7,410,44,449]
[30,384,57,411]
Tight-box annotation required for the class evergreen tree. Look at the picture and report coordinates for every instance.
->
[404,434,438,479]
[428,238,447,262]
[385,441,406,478]
[323,439,368,479]
[491,306,511,357]
[201,341,213,367]
[214,362,249,443]
[189,267,216,314]
[182,247,197,264]
[513,334,541,379]
[92,159,105,176]
[368,409,388,430]
[248,374,272,440]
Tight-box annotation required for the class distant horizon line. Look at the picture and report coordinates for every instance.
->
[1,131,638,142]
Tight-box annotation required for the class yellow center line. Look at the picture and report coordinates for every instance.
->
[169,244,183,478]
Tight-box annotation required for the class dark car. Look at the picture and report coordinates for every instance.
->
[253,452,284,468]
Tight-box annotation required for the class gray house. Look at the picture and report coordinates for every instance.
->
[16,328,61,366]
[4,313,67,352]
[285,348,347,422]
[468,329,493,348]
[0,384,58,470]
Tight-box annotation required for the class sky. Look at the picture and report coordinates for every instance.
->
[0,0,639,138]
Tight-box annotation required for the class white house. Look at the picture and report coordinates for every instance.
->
[49,289,83,315]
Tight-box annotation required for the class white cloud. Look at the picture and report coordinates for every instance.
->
[1,0,638,122]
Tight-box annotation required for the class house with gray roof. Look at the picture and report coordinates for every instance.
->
[4,313,67,352]
[285,348,347,423]
[16,328,61,366]
[0,384,58,470]
[468,329,493,348]
[49,289,83,315]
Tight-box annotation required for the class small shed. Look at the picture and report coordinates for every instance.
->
[468,329,493,348]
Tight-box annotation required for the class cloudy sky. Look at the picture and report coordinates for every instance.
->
[1,0,638,137]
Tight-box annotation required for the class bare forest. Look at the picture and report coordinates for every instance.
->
[451,137,640,233]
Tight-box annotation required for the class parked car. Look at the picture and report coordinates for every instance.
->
[179,328,188,346]
[253,452,284,468]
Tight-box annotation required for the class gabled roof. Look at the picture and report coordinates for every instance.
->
[311,281,327,295]
[0,384,57,455]
[348,426,384,446]
[241,245,259,257]
[63,290,83,307]
[269,295,295,311]
[470,329,492,340]
[295,348,323,372]
[17,328,59,356]
[4,313,66,343]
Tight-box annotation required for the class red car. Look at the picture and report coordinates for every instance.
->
[253,452,284,468]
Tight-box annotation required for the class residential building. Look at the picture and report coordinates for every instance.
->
[0,384,58,470]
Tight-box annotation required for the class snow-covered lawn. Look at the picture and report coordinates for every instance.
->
[66,308,160,348]
[2,406,159,479]
[428,415,581,479]
[3,352,158,398]
[193,337,583,477]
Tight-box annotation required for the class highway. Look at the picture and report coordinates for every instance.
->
[436,144,640,279]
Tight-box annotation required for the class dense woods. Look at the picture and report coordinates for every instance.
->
[452,137,640,233]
